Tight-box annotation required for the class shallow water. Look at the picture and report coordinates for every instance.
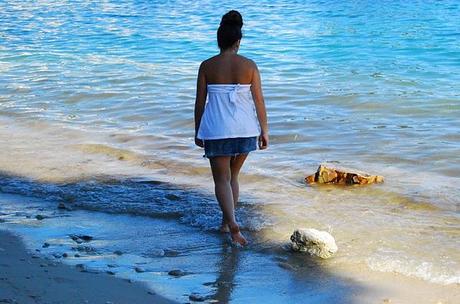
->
[1,0,459,295]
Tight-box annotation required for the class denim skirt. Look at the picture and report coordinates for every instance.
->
[204,137,257,158]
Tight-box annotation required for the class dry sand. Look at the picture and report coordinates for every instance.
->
[0,229,175,304]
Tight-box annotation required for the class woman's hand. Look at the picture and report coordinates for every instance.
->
[258,132,269,150]
[195,136,204,148]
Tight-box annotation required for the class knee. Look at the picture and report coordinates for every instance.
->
[214,173,231,185]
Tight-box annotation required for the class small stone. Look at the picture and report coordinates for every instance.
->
[40,263,47,267]
[151,249,165,257]
[277,262,296,271]
[52,253,62,259]
[74,254,81,258]
[107,264,118,268]
[168,269,186,277]
[80,235,93,242]
[76,264,85,270]
[75,246,97,253]
[69,234,93,243]
[164,249,179,257]
[165,194,180,201]
[147,291,155,295]
[31,254,40,259]
[134,267,145,273]
[189,293,205,302]
[63,253,68,258]
[106,271,116,275]
[57,203,72,211]
[35,214,46,220]
[113,250,123,256]
[42,243,50,248]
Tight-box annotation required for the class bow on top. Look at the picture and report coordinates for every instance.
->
[208,84,251,117]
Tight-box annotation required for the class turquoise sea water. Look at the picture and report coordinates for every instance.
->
[1,0,459,300]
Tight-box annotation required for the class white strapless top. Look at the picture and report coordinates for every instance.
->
[197,84,260,140]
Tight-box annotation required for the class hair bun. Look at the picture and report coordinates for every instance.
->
[220,10,243,28]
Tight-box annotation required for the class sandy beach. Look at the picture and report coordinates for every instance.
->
[0,229,174,304]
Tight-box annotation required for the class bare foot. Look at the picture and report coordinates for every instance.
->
[219,224,230,233]
[220,219,230,233]
[229,224,248,246]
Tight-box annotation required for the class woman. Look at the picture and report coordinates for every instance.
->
[194,10,269,246]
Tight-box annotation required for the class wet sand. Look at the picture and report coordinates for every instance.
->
[0,229,175,304]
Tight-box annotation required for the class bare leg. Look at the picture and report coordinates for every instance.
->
[230,153,249,206]
[210,156,247,246]
[221,154,249,232]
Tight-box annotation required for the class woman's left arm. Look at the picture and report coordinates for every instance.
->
[194,62,207,147]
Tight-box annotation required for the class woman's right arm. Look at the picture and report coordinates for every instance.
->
[250,64,269,150]
[194,62,207,147]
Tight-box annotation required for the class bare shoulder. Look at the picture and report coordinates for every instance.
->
[200,55,219,70]
[236,55,257,69]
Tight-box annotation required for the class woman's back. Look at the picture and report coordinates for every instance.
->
[203,54,254,85]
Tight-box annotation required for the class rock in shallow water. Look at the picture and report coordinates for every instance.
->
[168,269,186,277]
[290,228,338,259]
[305,164,384,185]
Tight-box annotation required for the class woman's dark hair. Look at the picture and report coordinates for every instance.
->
[217,10,243,50]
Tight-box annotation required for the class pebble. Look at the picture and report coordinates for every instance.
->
[189,293,205,302]
[165,194,180,201]
[63,253,68,258]
[76,264,85,270]
[35,214,46,220]
[134,267,145,273]
[151,249,165,257]
[42,243,50,248]
[168,269,186,277]
[107,264,118,268]
[106,271,116,275]
[52,253,62,259]
[57,203,72,211]
[113,250,123,256]
[74,254,81,258]
[164,249,179,257]
[75,246,97,253]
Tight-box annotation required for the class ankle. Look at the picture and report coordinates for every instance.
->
[228,222,240,234]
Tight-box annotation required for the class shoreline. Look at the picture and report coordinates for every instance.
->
[1,191,458,304]
[0,229,175,304]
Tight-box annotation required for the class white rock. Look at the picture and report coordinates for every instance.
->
[290,228,338,259]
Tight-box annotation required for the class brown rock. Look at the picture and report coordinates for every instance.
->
[305,165,384,185]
